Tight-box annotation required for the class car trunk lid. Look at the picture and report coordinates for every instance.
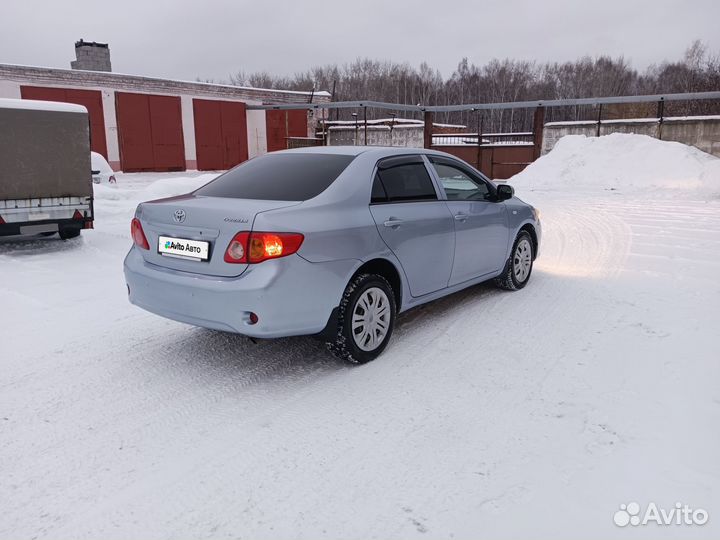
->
[136,194,300,277]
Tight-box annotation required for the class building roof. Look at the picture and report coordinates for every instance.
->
[0,63,330,105]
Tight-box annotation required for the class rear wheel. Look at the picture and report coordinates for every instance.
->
[495,230,534,290]
[59,228,81,240]
[327,273,396,364]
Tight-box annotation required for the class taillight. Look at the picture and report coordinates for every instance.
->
[131,218,149,250]
[224,232,250,263]
[249,232,304,262]
[72,209,84,220]
[0,215,5,225]
[224,231,304,264]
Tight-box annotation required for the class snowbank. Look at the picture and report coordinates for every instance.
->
[93,174,217,202]
[509,133,720,197]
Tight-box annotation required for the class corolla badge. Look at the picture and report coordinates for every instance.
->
[173,209,186,223]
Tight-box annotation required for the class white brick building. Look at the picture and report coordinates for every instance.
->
[0,63,328,172]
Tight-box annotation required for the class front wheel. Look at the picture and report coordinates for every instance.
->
[495,231,534,290]
[327,273,396,364]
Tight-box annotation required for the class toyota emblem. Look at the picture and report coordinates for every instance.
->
[173,209,186,223]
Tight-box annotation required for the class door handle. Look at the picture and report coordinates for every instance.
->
[383,218,404,228]
[454,213,468,222]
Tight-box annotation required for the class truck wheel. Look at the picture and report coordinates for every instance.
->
[327,273,396,364]
[59,228,81,240]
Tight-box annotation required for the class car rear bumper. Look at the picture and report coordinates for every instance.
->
[123,247,357,338]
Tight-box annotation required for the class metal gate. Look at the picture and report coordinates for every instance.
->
[20,85,108,160]
[115,92,185,172]
[265,109,307,152]
[430,144,535,180]
[192,99,248,170]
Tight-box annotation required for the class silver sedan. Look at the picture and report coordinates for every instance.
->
[124,146,541,363]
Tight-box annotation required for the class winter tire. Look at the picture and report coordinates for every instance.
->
[327,273,396,364]
[495,230,534,291]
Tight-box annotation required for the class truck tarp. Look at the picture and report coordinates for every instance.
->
[0,106,93,199]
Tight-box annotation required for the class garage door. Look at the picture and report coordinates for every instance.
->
[193,99,248,170]
[115,92,185,172]
[265,109,307,152]
[21,86,108,160]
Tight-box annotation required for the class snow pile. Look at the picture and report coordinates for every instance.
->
[510,133,720,197]
[142,174,217,199]
[93,173,217,202]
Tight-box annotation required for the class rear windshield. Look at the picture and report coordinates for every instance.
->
[194,153,355,201]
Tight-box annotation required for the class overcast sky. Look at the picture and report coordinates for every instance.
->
[3,0,719,85]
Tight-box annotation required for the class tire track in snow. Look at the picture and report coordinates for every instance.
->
[7,192,719,540]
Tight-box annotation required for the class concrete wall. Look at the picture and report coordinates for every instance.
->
[246,109,268,158]
[543,117,720,157]
[179,95,198,170]
[661,117,720,157]
[0,79,21,99]
[100,88,119,168]
[327,125,424,147]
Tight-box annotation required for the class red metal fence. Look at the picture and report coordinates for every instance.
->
[425,107,544,179]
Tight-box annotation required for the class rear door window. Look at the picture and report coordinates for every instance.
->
[195,153,355,201]
[371,174,388,203]
[372,156,438,203]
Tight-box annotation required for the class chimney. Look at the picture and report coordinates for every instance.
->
[70,39,112,72]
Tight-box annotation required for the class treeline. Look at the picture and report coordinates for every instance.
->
[220,41,720,132]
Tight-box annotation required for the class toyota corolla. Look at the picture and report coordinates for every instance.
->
[124,146,541,363]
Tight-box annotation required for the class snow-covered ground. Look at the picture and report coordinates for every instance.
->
[1,134,719,539]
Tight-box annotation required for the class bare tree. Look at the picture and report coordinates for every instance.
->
[217,41,719,128]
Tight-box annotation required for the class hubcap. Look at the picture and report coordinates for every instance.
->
[352,287,391,351]
[513,238,532,282]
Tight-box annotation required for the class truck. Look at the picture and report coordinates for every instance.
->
[0,98,94,239]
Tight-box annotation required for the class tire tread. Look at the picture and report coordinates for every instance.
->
[495,231,533,291]
[327,273,395,364]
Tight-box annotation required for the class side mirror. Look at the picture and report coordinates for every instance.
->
[496,183,514,201]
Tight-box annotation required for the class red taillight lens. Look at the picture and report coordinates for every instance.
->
[131,218,149,250]
[249,232,304,262]
[0,215,5,225]
[224,231,304,264]
[72,209,84,220]
[224,232,250,263]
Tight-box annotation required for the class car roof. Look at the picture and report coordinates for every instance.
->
[276,145,451,159]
